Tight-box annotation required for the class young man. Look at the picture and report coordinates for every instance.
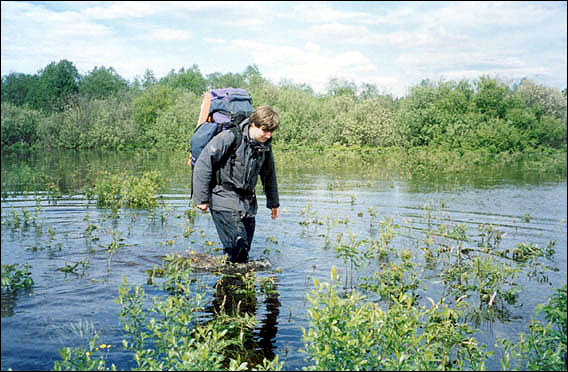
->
[192,105,280,263]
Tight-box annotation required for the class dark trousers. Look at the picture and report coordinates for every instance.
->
[210,209,255,263]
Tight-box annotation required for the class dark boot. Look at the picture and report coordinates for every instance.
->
[230,236,248,263]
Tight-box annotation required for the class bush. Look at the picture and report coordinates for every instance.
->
[131,84,181,147]
[1,103,42,148]
[513,79,567,121]
[87,170,164,210]
[302,267,490,371]
[149,91,201,151]
[338,97,398,147]
[499,284,567,371]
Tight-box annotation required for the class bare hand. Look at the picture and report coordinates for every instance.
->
[271,207,279,220]
[196,203,209,212]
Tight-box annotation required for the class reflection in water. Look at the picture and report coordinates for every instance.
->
[1,291,19,318]
[207,272,281,365]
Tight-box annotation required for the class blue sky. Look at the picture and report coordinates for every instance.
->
[1,1,566,97]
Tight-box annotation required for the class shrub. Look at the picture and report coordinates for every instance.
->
[149,91,201,151]
[87,170,164,210]
[131,84,181,147]
[513,79,567,121]
[302,267,490,371]
[499,284,567,371]
[338,98,398,147]
[1,103,41,148]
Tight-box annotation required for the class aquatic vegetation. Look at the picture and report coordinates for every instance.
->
[498,284,567,371]
[113,271,282,371]
[360,250,421,301]
[302,266,491,371]
[1,263,33,292]
[56,259,89,276]
[333,232,367,289]
[53,334,115,371]
[1,142,565,370]
[86,170,164,210]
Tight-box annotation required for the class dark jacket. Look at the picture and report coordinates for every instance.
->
[192,120,279,217]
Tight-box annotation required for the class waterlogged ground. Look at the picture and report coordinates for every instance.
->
[1,150,567,371]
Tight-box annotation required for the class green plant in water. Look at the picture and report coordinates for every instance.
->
[104,230,125,269]
[56,259,89,276]
[113,270,283,371]
[367,206,377,228]
[53,333,116,371]
[302,266,491,371]
[360,249,420,301]
[1,263,34,292]
[365,217,398,261]
[87,170,164,210]
[333,232,367,289]
[478,223,505,251]
[299,202,323,228]
[498,284,567,371]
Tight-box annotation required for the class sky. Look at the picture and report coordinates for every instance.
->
[1,1,566,97]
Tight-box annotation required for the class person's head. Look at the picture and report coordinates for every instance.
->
[249,105,279,143]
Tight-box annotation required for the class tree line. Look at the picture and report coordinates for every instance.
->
[1,59,566,153]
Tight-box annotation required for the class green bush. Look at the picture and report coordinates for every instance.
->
[302,267,490,371]
[85,95,139,150]
[87,170,164,210]
[1,103,42,148]
[499,284,567,371]
[513,79,567,121]
[149,91,201,151]
[131,84,181,147]
[2,59,566,153]
[338,97,398,146]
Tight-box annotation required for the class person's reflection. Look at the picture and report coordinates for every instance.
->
[208,270,281,365]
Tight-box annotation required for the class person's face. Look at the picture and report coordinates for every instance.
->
[249,124,273,143]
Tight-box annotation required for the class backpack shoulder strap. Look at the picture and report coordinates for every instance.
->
[214,123,244,185]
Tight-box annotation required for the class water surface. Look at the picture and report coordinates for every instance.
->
[1,150,566,371]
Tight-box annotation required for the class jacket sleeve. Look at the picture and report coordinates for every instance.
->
[192,131,234,204]
[260,148,280,209]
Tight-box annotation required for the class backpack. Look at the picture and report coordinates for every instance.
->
[189,88,253,168]
[189,88,253,198]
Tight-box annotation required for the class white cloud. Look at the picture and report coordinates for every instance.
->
[293,3,371,24]
[141,28,191,41]
[229,39,400,94]
[81,1,162,20]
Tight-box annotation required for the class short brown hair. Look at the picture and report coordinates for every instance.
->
[249,105,279,132]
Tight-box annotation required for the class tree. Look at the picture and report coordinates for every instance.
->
[473,76,509,119]
[243,64,266,88]
[207,72,246,90]
[159,65,207,95]
[35,59,81,111]
[327,78,357,97]
[142,69,157,89]
[79,66,129,99]
[1,72,38,106]
[358,83,379,100]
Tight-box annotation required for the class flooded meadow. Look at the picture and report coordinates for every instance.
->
[1,149,566,371]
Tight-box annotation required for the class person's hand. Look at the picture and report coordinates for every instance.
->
[271,207,279,220]
[196,203,209,212]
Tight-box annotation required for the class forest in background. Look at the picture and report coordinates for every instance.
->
[1,59,566,155]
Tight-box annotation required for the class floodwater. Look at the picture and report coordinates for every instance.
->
[1,150,566,371]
